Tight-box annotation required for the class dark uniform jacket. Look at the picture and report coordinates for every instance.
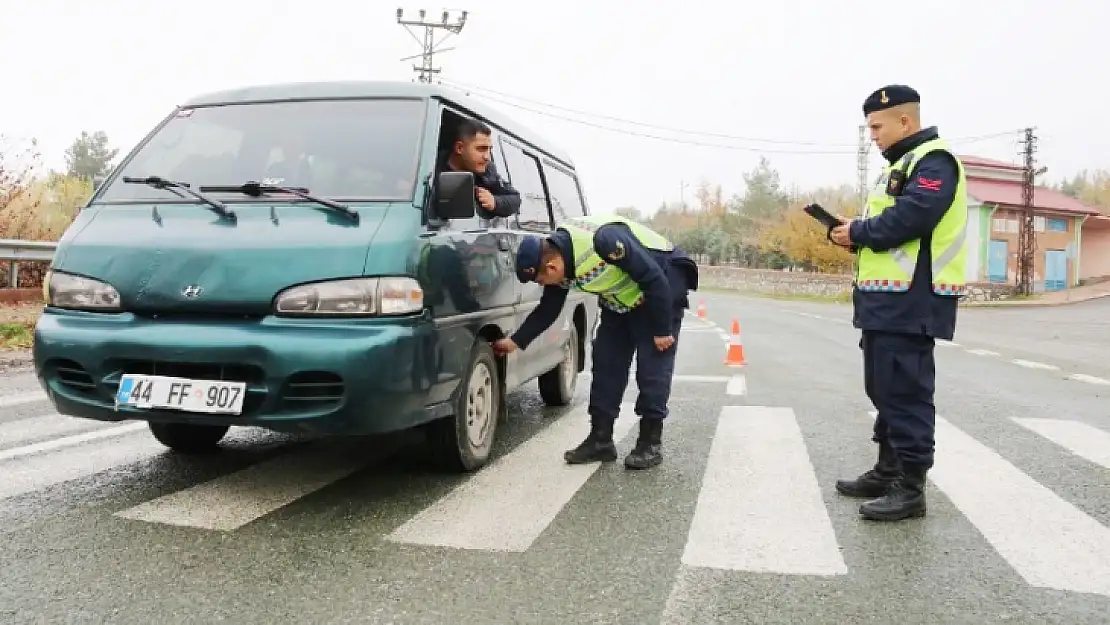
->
[511,224,698,349]
[848,127,961,340]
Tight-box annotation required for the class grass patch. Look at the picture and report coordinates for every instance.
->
[0,323,33,349]
[0,303,43,351]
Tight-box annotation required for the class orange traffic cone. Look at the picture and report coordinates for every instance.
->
[696,301,707,319]
[724,319,746,367]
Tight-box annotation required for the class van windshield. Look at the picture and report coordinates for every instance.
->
[97,98,426,203]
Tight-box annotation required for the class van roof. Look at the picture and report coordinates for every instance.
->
[181,80,575,168]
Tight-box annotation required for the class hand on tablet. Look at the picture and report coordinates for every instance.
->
[829,221,852,247]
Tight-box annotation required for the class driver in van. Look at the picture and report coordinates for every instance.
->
[436,118,521,218]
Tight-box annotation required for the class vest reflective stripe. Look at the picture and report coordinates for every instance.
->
[856,138,968,296]
[558,214,674,313]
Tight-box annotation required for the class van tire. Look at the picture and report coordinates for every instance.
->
[538,323,578,407]
[426,340,501,472]
[148,422,229,454]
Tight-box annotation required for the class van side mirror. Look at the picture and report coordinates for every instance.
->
[435,171,477,220]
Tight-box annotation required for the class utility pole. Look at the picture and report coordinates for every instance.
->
[856,124,871,207]
[395,8,468,83]
[1016,126,1038,296]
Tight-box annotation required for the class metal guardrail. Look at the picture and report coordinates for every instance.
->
[0,239,57,288]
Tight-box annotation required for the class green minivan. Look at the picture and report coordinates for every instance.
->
[33,80,599,472]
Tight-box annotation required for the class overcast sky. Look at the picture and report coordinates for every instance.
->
[3,0,1106,214]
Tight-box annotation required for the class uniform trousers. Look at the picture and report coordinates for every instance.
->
[587,263,688,423]
[862,330,937,469]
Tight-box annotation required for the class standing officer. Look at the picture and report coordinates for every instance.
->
[436,118,521,218]
[828,84,967,522]
[490,214,699,470]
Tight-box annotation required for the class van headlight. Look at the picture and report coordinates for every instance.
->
[273,277,424,317]
[45,271,122,311]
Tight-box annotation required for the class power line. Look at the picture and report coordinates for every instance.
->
[396,9,468,83]
[440,78,855,147]
[438,77,1025,151]
[438,82,854,155]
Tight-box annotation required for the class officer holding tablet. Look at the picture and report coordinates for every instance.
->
[823,84,968,522]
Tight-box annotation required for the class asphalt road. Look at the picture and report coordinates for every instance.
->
[2,292,1109,624]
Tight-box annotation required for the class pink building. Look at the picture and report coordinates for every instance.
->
[957,155,1110,290]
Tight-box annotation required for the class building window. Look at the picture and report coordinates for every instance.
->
[1034,216,1045,232]
[1047,218,1068,232]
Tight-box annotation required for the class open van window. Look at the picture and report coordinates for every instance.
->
[97,98,426,204]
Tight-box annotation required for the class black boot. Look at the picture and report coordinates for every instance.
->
[835,440,901,498]
[564,417,618,464]
[859,464,927,521]
[624,418,663,470]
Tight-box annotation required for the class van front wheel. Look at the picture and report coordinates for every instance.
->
[426,340,502,472]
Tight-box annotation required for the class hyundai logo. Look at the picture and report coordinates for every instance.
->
[182,285,203,298]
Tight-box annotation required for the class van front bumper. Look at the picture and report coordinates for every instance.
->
[32,309,442,435]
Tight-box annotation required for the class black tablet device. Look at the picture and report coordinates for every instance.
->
[803,203,843,230]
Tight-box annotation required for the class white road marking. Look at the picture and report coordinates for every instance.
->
[679,326,724,333]
[672,375,733,383]
[0,425,158,501]
[658,567,709,625]
[717,331,730,342]
[1011,418,1110,470]
[1011,359,1060,371]
[966,348,1000,357]
[925,413,1110,596]
[936,340,961,347]
[1067,373,1110,386]
[0,390,48,408]
[114,443,373,531]
[0,422,146,462]
[385,402,637,552]
[0,413,118,450]
[680,406,847,575]
[581,373,731,383]
[725,375,746,396]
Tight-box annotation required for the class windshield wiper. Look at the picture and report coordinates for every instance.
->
[121,176,237,221]
[200,181,359,223]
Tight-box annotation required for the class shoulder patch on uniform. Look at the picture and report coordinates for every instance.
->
[607,240,626,261]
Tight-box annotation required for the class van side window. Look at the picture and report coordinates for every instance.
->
[499,139,552,232]
[541,161,587,220]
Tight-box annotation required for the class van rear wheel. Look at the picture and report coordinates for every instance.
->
[426,340,502,472]
[148,422,229,454]
[538,323,578,407]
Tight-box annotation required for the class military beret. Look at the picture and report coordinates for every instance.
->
[862,85,920,115]
[515,235,545,283]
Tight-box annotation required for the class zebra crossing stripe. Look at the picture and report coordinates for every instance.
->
[680,406,847,575]
[385,402,637,552]
[114,443,377,531]
[926,413,1110,596]
[1011,417,1110,470]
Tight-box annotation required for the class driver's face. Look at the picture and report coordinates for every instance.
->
[455,132,492,174]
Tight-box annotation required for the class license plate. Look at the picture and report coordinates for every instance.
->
[115,374,247,415]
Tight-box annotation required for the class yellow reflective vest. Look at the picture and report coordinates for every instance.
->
[558,214,674,313]
[856,138,968,296]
